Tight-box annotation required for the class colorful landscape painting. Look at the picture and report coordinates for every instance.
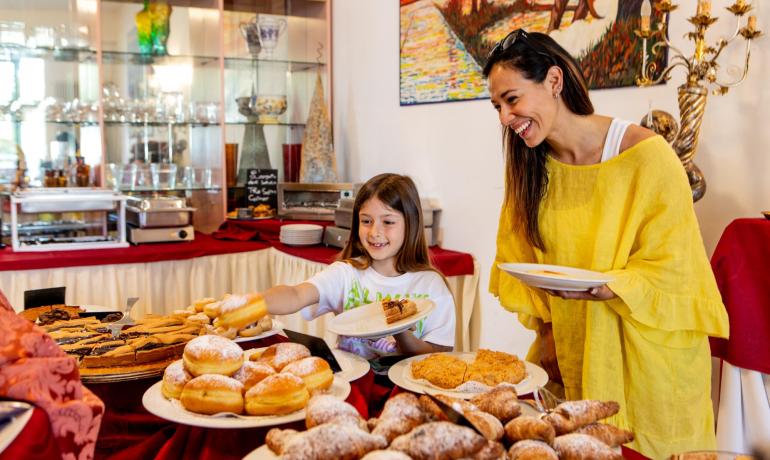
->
[400,0,668,105]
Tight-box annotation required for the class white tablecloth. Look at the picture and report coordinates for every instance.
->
[3,246,481,351]
[714,359,770,457]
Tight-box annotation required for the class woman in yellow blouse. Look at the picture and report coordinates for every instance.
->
[485,30,729,459]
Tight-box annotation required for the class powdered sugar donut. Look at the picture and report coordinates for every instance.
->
[183,335,243,377]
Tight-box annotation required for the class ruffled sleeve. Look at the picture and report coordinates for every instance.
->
[605,139,728,340]
[489,204,551,331]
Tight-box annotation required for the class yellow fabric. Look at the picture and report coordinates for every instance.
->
[489,136,729,459]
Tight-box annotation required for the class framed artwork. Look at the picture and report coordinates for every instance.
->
[399,0,668,105]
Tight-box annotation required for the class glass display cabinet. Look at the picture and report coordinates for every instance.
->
[223,0,329,215]
[0,0,331,235]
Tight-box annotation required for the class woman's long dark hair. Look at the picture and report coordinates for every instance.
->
[483,31,593,251]
[339,173,446,284]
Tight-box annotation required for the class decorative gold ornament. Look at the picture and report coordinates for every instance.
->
[635,0,762,201]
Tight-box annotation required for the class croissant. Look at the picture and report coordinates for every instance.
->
[553,433,623,460]
[418,395,449,422]
[268,423,387,459]
[573,422,634,447]
[433,393,478,413]
[265,428,299,454]
[305,394,368,431]
[544,400,620,434]
[371,393,427,443]
[472,440,508,460]
[360,451,413,460]
[470,385,521,422]
[504,415,556,445]
[389,421,487,460]
[465,410,504,442]
[508,439,559,460]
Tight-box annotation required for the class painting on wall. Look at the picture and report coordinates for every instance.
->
[399,0,668,106]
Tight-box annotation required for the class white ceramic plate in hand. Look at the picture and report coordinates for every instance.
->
[233,319,285,343]
[497,263,613,292]
[327,299,436,339]
[332,348,370,382]
[141,376,350,429]
[387,351,548,400]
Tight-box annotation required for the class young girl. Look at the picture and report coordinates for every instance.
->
[261,173,455,359]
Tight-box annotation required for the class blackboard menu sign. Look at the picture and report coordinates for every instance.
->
[246,168,278,209]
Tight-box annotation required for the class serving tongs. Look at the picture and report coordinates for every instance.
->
[422,392,485,436]
[108,297,139,338]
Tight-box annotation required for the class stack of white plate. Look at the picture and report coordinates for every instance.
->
[279,224,324,246]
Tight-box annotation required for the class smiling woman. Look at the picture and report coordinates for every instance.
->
[485,30,729,459]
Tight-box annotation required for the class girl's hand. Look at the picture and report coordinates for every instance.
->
[539,322,562,384]
[543,284,616,301]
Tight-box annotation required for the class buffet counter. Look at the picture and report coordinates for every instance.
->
[1,220,480,352]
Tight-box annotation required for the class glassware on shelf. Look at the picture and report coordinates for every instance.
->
[256,16,286,58]
[0,21,25,47]
[106,163,124,191]
[28,26,55,49]
[150,162,176,190]
[225,143,238,187]
[239,18,262,58]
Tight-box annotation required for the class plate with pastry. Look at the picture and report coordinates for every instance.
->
[234,318,284,343]
[388,350,548,399]
[142,335,351,428]
[497,262,614,292]
[327,298,436,339]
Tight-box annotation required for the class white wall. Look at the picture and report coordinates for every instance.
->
[331,0,769,357]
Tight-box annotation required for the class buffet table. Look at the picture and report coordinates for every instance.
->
[0,219,480,351]
[709,218,770,455]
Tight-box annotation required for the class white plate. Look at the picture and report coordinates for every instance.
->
[0,403,33,453]
[328,299,436,339]
[233,319,284,343]
[332,349,370,382]
[243,445,278,460]
[387,352,548,399]
[497,263,613,292]
[141,376,350,429]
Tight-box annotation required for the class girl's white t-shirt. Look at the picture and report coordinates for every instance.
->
[302,261,456,348]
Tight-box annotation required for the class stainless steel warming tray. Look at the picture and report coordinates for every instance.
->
[125,196,195,229]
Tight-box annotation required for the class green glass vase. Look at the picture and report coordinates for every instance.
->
[149,1,172,56]
[135,0,152,55]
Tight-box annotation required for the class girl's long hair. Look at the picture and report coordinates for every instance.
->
[483,31,594,250]
[339,173,446,283]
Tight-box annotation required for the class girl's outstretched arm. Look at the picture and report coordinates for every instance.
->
[393,330,452,356]
[263,283,320,316]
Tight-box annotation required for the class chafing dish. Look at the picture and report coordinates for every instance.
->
[1,188,129,251]
[125,196,195,229]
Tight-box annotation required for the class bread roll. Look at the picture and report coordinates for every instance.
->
[245,373,310,415]
[179,374,244,415]
[161,359,191,400]
[182,335,243,377]
[281,357,334,394]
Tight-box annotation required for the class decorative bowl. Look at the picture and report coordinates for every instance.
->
[254,95,286,123]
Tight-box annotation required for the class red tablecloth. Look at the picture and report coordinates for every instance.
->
[0,233,269,271]
[0,220,475,278]
[709,218,770,374]
[215,218,475,277]
[0,406,61,460]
